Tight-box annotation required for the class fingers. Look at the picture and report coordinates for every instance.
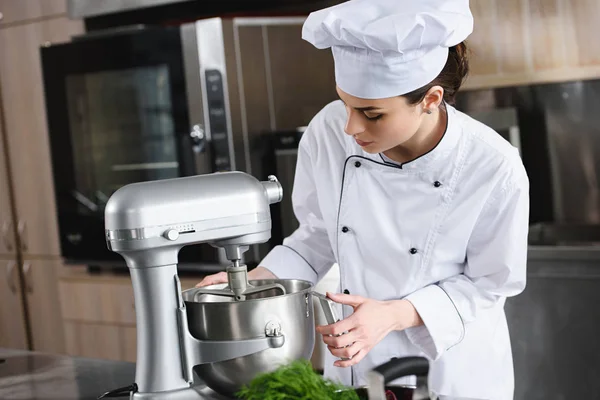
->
[328,341,363,360]
[317,316,356,337]
[326,292,365,307]
[322,329,357,349]
[195,272,228,288]
[334,348,368,367]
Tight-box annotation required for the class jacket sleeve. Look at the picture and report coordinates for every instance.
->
[259,132,337,285]
[404,170,529,360]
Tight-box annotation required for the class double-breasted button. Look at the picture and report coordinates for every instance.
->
[341,226,349,233]
[409,248,418,255]
[354,161,362,168]
[433,181,442,187]
[343,289,350,294]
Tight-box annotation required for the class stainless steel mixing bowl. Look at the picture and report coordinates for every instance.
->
[182,279,315,397]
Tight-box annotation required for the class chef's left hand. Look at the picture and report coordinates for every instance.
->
[316,292,421,368]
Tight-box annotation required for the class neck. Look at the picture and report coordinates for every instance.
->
[383,108,448,164]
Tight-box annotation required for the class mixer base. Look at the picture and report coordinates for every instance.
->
[131,385,234,400]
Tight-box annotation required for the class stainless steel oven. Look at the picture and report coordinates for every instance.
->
[40,17,337,270]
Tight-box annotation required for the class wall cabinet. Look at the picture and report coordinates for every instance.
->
[0,0,66,26]
[0,14,84,257]
[0,0,83,354]
[465,0,600,90]
[0,258,28,350]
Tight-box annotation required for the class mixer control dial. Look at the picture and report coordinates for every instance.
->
[163,229,180,241]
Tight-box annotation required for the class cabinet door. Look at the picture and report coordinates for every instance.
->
[0,17,83,257]
[64,322,122,361]
[64,322,137,362]
[59,279,136,325]
[23,258,66,353]
[0,258,28,349]
[0,99,17,257]
[0,0,66,26]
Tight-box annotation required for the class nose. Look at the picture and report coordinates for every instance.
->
[344,109,365,136]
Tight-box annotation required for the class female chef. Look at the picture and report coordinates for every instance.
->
[198,0,529,399]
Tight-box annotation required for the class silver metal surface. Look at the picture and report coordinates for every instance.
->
[183,279,315,397]
[313,291,350,360]
[104,171,301,399]
[505,257,600,400]
[189,263,286,300]
[264,175,283,203]
[366,371,386,400]
[459,80,600,225]
[176,303,285,381]
[107,212,269,242]
[540,81,600,224]
[231,22,251,175]
[262,26,277,132]
[181,22,212,176]
[413,377,432,400]
[105,172,276,239]
[129,264,189,393]
[195,19,236,171]
[67,0,190,18]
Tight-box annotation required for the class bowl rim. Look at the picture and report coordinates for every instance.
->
[182,278,315,304]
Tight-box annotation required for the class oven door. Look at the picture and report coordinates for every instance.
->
[41,26,220,268]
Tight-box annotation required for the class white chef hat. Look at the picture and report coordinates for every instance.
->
[302,0,473,99]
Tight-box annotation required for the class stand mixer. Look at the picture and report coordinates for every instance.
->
[103,171,316,399]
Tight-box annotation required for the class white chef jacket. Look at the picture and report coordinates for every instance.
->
[260,100,529,400]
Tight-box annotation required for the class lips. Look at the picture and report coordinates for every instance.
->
[355,138,373,147]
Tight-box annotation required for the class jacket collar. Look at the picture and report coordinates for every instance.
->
[359,104,462,171]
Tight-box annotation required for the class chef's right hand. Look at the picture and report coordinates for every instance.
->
[195,266,278,287]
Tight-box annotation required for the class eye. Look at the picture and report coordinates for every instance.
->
[364,113,383,121]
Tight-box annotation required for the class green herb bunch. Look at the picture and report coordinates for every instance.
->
[236,359,361,400]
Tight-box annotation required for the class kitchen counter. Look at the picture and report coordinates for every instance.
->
[528,245,600,262]
[0,348,135,400]
[0,349,233,400]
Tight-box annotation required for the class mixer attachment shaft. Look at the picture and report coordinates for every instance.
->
[191,262,286,301]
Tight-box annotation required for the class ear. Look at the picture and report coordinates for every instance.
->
[421,86,444,113]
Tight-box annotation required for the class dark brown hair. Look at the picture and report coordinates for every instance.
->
[403,41,470,106]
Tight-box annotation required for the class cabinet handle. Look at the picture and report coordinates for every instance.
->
[2,221,13,251]
[17,220,27,252]
[22,262,32,293]
[6,261,17,293]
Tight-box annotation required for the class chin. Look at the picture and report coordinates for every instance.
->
[361,147,381,154]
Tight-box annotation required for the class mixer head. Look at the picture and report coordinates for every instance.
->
[104,172,283,271]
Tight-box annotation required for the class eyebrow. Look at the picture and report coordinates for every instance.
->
[354,106,384,111]
[338,99,384,112]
